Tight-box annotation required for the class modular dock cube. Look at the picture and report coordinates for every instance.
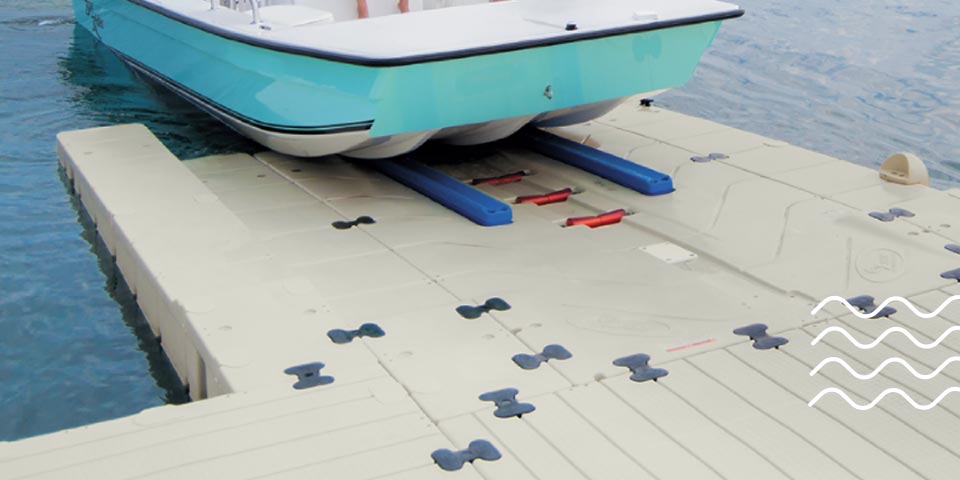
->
[5,100,960,479]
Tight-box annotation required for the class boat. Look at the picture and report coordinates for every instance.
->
[73,0,743,158]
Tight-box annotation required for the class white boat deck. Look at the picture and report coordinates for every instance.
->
[164,0,741,59]
[4,101,960,478]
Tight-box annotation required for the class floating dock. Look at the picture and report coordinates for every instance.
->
[4,99,960,479]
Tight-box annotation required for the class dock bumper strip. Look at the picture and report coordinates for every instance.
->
[520,128,674,196]
[373,159,512,227]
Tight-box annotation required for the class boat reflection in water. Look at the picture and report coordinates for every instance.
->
[60,24,256,159]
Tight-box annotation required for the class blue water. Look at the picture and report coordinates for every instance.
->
[1,0,958,441]
[659,0,960,187]
[0,1,254,442]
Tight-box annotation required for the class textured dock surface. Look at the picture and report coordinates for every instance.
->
[4,101,960,479]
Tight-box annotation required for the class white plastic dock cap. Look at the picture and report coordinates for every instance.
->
[879,152,929,186]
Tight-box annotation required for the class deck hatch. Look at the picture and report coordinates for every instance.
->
[640,242,699,264]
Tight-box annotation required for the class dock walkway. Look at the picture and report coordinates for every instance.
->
[4,101,960,479]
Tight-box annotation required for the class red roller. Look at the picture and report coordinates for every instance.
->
[515,188,573,206]
[566,209,627,228]
[471,171,527,186]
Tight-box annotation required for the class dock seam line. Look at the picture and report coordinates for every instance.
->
[1,383,380,462]
[684,357,864,480]
[824,319,960,388]
[254,153,462,302]
[466,411,543,480]
[655,380,797,480]
[510,152,833,316]
[653,130,960,249]
[553,393,661,480]
[781,338,960,465]
[255,153,537,460]
[126,414,438,480]
[723,342,924,478]
[598,382,730,480]
[515,413,595,480]
[257,154,577,401]
[5,393,398,479]
[810,320,960,419]
[233,430,441,480]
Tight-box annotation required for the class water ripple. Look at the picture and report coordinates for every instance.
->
[660,0,960,188]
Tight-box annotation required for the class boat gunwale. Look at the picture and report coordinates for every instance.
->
[125,0,745,67]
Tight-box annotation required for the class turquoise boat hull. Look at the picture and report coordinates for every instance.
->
[73,0,735,157]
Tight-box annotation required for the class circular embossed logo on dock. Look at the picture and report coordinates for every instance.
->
[856,248,905,283]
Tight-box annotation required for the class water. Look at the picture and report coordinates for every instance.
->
[658,0,960,187]
[0,0,958,441]
[0,1,254,441]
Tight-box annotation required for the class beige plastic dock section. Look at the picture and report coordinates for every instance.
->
[4,101,960,479]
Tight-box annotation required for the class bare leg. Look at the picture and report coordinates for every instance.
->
[398,0,409,13]
[357,0,369,18]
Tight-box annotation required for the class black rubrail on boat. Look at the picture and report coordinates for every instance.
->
[116,51,375,135]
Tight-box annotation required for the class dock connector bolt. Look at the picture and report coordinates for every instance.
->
[432,440,502,471]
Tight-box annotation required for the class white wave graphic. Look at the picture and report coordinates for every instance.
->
[808,387,960,410]
[810,356,960,380]
[809,326,960,349]
[810,295,960,319]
